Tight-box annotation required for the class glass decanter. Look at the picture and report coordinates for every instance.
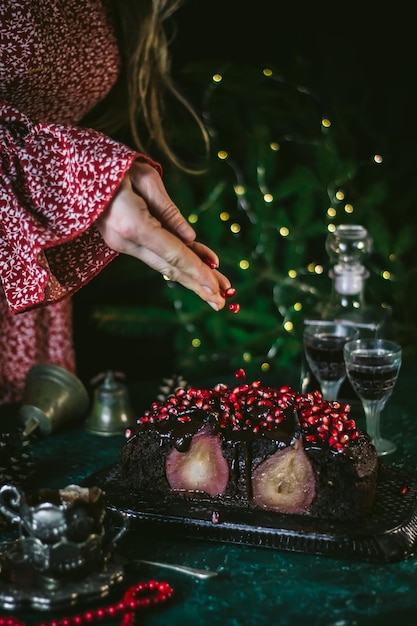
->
[301,224,391,398]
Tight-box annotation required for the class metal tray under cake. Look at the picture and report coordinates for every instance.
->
[82,463,417,564]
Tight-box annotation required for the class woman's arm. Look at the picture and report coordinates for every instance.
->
[0,100,230,313]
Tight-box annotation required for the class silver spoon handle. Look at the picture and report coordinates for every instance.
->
[136,559,219,580]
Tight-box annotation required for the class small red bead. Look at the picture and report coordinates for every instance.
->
[126,601,137,610]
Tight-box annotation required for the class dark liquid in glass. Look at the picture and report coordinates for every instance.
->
[304,333,347,381]
[347,354,399,401]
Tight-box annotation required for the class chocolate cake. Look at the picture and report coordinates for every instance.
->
[120,380,379,521]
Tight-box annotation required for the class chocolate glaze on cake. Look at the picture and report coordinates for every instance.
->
[120,381,379,521]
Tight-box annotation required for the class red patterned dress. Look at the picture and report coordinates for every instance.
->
[0,0,157,403]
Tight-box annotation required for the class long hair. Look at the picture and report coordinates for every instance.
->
[87,0,209,172]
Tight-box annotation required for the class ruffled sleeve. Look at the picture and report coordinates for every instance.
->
[0,99,162,314]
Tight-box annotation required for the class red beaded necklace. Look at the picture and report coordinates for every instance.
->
[0,580,174,626]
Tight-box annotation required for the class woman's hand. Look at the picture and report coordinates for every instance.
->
[95,161,232,310]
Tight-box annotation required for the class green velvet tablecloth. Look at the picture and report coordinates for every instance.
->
[1,357,417,626]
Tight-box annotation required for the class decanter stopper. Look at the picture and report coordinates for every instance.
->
[325,224,372,301]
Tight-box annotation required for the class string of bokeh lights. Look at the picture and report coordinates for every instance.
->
[168,66,391,373]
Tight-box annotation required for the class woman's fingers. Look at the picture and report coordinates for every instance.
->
[187,241,220,270]
[128,163,222,273]
[128,161,196,243]
[129,239,229,311]
[96,181,232,310]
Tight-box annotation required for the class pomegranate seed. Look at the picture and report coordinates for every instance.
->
[234,368,246,380]
[228,302,240,313]
[223,286,236,298]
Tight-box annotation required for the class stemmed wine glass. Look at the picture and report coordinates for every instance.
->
[344,338,402,456]
[303,321,360,401]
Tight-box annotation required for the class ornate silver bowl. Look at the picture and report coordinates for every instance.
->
[0,483,113,578]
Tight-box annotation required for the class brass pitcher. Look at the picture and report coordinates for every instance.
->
[86,371,136,436]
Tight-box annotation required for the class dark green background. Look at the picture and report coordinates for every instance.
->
[72,0,417,393]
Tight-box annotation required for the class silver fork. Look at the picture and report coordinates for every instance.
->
[135,559,220,580]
